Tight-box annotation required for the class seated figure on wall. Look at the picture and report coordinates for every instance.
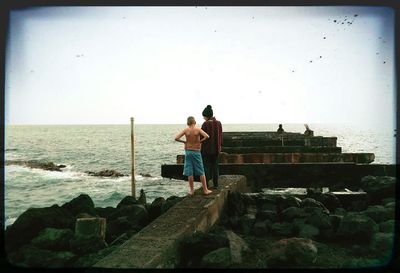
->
[277,124,285,134]
[304,124,314,137]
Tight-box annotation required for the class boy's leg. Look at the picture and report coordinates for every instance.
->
[188,176,194,195]
[200,175,212,195]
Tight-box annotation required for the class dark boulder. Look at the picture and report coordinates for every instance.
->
[317,192,342,212]
[61,194,98,217]
[281,207,308,222]
[95,206,117,219]
[301,198,329,213]
[106,216,139,243]
[31,228,73,251]
[254,219,272,236]
[256,209,279,222]
[161,196,185,214]
[147,197,166,221]
[265,237,318,267]
[305,208,332,230]
[270,222,294,237]
[6,160,65,172]
[200,247,232,268]
[86,169,125,177]
[363,205,395,223]
[74,245,118,268]
[256,195,277,211]
[178,230,229,267]
[116,196,140,209]
[109,204,149,229]
[360,176,396,205]
[69,234,107,256]
[5,205,74,253]
[379,220,395,233]
[17,244,76,268]
[239,213,256,235]
[336,212,379,243]
[298,224,320,240]
[227,191,246,217]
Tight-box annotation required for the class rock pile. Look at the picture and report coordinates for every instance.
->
[5,193,184,268]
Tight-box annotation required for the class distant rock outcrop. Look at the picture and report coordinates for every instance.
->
[6,160,66,171]
[85,169,125,177]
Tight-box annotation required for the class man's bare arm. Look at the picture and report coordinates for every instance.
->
[175,129,187,143]
[199,129,209,142]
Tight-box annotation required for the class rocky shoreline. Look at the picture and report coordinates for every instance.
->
[5,192,185,268]
[176,175,398,268]
[4,175,398,269]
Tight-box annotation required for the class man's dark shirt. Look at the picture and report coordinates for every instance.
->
[201,117,223,155]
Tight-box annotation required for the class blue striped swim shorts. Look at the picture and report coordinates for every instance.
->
[183,150,205,177]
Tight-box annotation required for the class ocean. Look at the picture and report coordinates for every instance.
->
[4,123,396,227]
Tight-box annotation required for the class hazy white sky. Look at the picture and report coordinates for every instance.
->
[5,6,395,129]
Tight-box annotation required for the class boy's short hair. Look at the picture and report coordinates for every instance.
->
[187,116,196,125]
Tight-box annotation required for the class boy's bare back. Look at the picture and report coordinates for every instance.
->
[184,127,203,151]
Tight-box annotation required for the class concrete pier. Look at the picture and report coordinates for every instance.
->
[92,175,248,269]
[176,152,374,164]
[161,163,396,190]
[222,146,342,154]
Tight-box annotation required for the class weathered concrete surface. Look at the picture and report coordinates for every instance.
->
[176,153,374,164]
[221,146,342,154]
[161,163,396,190]
[92,175,248,269]
[222,137,337,147]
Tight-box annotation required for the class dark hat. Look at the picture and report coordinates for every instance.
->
[202,105,213,118]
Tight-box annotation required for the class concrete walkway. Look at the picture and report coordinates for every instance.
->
[92,175,248,269]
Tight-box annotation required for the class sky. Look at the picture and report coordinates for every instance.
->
[4,6,396,129]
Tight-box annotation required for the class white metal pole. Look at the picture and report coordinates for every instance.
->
[130,117,136,198]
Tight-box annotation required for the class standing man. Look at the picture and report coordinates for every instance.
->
[200,105,223,189]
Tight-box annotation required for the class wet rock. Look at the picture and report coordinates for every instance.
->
[284,196,302,208]
[270,222,294,237]
[370,232,395,259]
[178,230,229,267]
[240,214,256,235]
[61,194,98,217]
[301,198,329,213]
[116,196,140,209]
[256,209,279,222]
[256,195,277,211]
[281,207,307,222]
[254,219,271,236]
[74,245,118,268]
[5,205,74,253]
[347,200,368,212]
[227,191,247,217]
[265,237,318,267]
[305,208,332,230]
[343,258,383,268]
[18,244,76,268]
[86,169,125,177]
[69,234,107,256]
[333,207,347,216]
[109,204,149,229]
[95,206,116,219]
[225,230,250,264]
[6,160,65,171]
[329,214,343,232]
[336,212,379,242]
[381,197,395,206]
[317,192,342,212]
[75,217,106,240]
[31,228,73,251]
[139,173,152,177]
[201,247,232,268]
[106,216,138,243]
[161,196,185,214]
[360,176,396,204]
[147,197,166,221]
[379,220,395,233]
[363,205,395,223]
[298,224,320,240]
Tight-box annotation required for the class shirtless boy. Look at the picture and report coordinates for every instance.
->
[175,116,212,196]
